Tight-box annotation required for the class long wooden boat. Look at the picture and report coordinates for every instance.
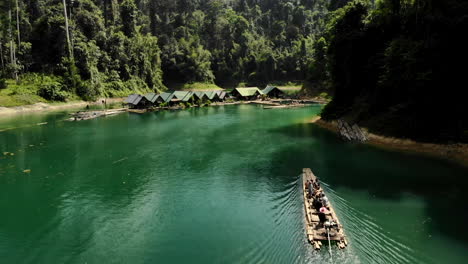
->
[302,168,347,250]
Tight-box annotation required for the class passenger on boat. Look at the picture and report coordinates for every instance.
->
[307,181,314,198]
[320,193,329,207]
[318,206,328,224]
[313,179,320,190]
[309,181,316,199]
[313,198,322,211]
[314,190,323,200]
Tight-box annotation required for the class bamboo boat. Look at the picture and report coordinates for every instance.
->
[302,168,347,250]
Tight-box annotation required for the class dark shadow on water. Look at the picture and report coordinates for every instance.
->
[267,122,468,243]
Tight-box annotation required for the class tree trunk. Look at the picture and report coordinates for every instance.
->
[16,0,20,46]
[62,0,73,59]
[0,41,5,73]
[8,8,18,82]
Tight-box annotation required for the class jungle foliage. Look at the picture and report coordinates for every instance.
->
[0,0,333,101]
[313,0,468,142]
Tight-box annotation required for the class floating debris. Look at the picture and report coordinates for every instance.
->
[113,157,128,164]
[23,169,31,173]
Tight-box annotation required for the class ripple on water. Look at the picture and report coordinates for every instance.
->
[322,184,426,264]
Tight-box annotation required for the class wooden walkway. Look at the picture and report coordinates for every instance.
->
[302,168,347,250]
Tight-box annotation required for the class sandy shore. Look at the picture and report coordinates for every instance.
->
[0,98,124,116]
[312,118,468,167]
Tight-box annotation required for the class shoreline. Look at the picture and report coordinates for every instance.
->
[312,117,468,167]
[0,98,124,116]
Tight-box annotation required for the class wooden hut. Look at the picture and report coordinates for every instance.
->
[170,91,194,105]
[172,91,192,100]
[158,92,175,105]
[124,94,149,109]
[193,91,205,101]
[144,92,160,105]
[215,91,227,101]
[205,91,221,102]
[230,88,263,100]
[262,86,285,98]
[180,91,195,103]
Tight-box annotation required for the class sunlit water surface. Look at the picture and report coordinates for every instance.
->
[0,105,467,263]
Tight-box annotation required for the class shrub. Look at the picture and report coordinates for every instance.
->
[0,78,6,89]
[78,80,101,101]
[38,82,68,101]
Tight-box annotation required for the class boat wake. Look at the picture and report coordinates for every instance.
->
[321,183,427,264]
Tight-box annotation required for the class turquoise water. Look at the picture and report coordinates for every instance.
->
[0,105,467,263]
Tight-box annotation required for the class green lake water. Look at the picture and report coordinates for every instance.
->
[0,105,467,263]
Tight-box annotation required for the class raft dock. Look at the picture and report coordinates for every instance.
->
[69,108,127,121]
[302,168,347,250]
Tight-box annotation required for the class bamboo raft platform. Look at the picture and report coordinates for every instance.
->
[68,108,127,121]
[302,168,347,250]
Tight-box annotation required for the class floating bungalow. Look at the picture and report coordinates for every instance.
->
[230,88,264,100]
[158,92,175,105]
[172,91,191,100]
[144,93,160,105]
[193,91,205,101]
[125,89,230,110]
[181,92,196,103]
[262,86,285,98]
[216,91,227,100]
[171,91,195,105]
[124,94,149,108]
[205,91,221,102]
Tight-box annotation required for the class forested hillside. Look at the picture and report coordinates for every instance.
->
[1,0,466,142]
[0,0,335,102]
[312,0,467,142]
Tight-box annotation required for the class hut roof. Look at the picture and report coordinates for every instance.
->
[205,91,219,100]
[216,91,227,99]
[262,86,284,95]
[172,91,192,100]
[144,92,159,103]
[124,94,144,105]
[193,91,205,100]
[180,91,194,102]
[159,92,174,103]
[233,88,264,97]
